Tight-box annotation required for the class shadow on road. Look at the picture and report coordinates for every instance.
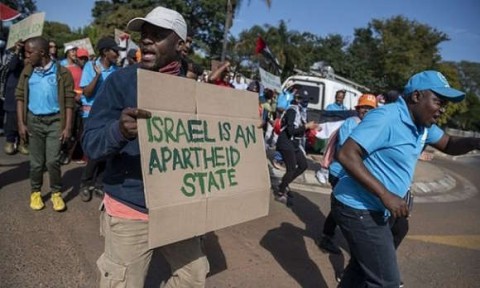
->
[143,232,227,286]
[261,221,328,287]
[260,191,331,287]
[0,160,29,189]
[203,232,228,276]
[290,191,348,281]
[62,166,84,203]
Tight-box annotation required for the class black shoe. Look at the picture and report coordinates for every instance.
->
[316,235,341,254]
[80,186,93,202]
[285,186,294,198]
[399,281,404,288]
[59,152,70,165]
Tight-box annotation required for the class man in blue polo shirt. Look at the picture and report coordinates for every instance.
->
[78,37,119,201]
[16,36,75,212]
[332,70,480,287]
[326,89,347,111]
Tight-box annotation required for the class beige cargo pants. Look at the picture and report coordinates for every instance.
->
[97,211,210,287]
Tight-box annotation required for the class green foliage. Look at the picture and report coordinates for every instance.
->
[346,16,449,92]
[446,61,480,131]
[19,1,478,127]
[89,0,230,57]
[42,21,86,57]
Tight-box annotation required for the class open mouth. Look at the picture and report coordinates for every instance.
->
[141,49,155,61]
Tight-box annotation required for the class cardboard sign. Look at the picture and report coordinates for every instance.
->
[63,38,95,56]
[259,67,282,92]
[137,70,271,248]
[6,12,45,50]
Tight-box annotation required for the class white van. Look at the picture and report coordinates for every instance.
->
[281,69,369,121]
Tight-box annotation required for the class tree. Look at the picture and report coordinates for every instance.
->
[447,61,480,131]
[221,0,271,61]
[42,21,86,57]
[90,0,231,57]
[347,16,449,92]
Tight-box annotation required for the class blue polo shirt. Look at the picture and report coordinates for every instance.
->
[326,103,347,111]
[80,59,118,118]
[329,116,360,177]
[28,63,60,115]
[59,58,68,67]
[333,97,443,212]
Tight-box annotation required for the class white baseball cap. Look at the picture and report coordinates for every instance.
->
[64,45,77,53]
[127,6,187,41]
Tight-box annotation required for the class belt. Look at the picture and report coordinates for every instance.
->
[30,112,60,117]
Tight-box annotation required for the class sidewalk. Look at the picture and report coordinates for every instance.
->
[267,149,457,198]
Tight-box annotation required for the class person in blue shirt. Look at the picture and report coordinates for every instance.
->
[15,36,75,212]
[316,94,377,256]
[332,70,480,287]
[325,89,347,111]
[78,37,119,202]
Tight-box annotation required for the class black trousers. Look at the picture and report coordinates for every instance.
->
[278,147,308,193]
[80,158,105,188]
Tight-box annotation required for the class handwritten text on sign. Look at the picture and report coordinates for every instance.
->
[146,116,256,197]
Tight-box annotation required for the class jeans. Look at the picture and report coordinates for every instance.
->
[332,198,400,288]
[4,111,18,143]
[27,112,62,192]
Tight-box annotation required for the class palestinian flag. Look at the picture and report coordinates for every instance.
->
[255,36,281,72]
[0,3,21,22]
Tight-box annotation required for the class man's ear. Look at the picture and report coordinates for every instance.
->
[176,39,185,53]
[411,90,421,103]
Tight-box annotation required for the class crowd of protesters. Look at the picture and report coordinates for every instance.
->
[1,5,480,288]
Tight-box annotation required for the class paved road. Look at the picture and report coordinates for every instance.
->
[0,147,479,287]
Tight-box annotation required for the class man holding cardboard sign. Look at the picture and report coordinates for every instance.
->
[82,7,209,287]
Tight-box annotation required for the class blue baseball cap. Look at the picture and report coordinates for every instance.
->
[404,70,465,102]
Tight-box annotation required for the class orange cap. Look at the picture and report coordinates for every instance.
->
[356,94,377,108]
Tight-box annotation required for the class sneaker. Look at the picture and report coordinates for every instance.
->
[30,192,45,210]
[316,235,342,254]
[17,144,29,155]
[80,186,93,202]
[315,169,328,185]
[274,193,288,204]
[4,142,16,155]
[399,281,404,288]
[59,152,70,165]
[51,192,66,212]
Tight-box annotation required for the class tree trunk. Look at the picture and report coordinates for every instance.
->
[221,0,233,62]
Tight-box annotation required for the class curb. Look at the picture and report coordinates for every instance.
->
[410,174,456,196]
[269,163,458,197]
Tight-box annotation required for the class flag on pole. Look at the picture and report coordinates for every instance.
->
[255,35,282,72]
[0,3,21,22]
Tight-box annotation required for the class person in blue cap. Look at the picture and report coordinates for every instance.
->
[331,70,480,287]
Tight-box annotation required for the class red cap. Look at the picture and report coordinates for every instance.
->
[77,48,89,58]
